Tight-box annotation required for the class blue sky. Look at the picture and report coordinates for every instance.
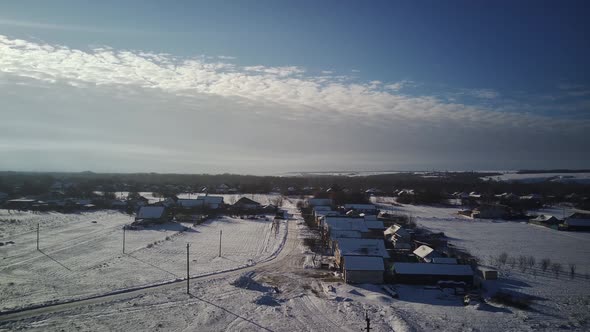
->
[0,1,589,173]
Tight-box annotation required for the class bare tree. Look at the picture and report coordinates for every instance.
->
[527,256,536,270]
[569,263,576,279]
[540,258,551,272]
[498,252,509,266]
[518,255,528,272]
[551,263,562,279]
[508,257,517,269]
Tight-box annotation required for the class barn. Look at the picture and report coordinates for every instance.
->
[343,255,385,284]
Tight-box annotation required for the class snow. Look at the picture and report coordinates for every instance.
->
[413,245,434,259]
[483,172,590,184]
[343,255,385,271]
[3,196,590,331]
[0,210,286,311]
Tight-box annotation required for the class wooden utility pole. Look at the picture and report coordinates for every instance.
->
[186,243,190,294]
[123,226,126,254]
[36,223,39,251]
[364,311,372,332]
[219,230,222,257]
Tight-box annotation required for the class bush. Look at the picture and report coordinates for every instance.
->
[551,263,562,278]
[491,291,533,309]
[498,252,509,266]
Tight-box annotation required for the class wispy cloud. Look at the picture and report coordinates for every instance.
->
[0,18,123,33]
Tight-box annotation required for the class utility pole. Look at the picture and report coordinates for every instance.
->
[186,243,190,294]
[36,223,39,251]
[364,311,372,332]
[219,230,222,257]
[122,226,126,254]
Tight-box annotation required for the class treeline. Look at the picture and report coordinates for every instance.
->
[0,171,589,198]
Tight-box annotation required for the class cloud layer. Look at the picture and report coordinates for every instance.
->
[1,34,589,173]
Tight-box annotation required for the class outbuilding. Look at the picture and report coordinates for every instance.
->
[343,255,385,284]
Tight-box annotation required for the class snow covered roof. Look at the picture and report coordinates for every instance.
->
[530,214,559,223]
[336,238,389,258]
[431,257,458,264]
[393,263,473,276]
[313,206,333,212]
[343,255,385,271]
[365,220,385,230]
[364,214,378,221]
[384,225,410,238]
[315,210,340,218]
[325,217,369,232]
[413,245,435,259]
[137,206,165,219]
[330,230,363,239]
[178,199,204,208]
[343,204,377,210]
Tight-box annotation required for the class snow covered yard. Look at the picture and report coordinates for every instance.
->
[0,210,286,312]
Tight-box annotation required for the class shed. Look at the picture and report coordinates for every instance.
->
[343,255,385,284]
[136,206,167,223]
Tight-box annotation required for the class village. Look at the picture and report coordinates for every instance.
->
[1,171,590,331]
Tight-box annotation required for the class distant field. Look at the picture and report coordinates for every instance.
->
[482,172,590,184]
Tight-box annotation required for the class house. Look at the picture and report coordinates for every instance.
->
[563,212,590,231]
[384,224,412,250]
[315,210,340,226]
[215,184,230,194]
[307,198,333,207]
[177,199,204,209]
[343,204,377,214]
[197,195,224,209]
[4,198,36,210]
[529,214,560,228]
[233,197,262,210]
[334,238,389,268]
[392,263,474,284]
[471,204,510,219]
[343,255,385,284]
[135,206,167,223]
[324,217,369,234]
[413,245,439,262]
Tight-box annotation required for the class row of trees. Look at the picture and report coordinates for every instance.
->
[494,252,581,279]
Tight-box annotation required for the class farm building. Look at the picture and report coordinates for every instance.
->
[384,224,411,249]
[563,212,590,231]
[471,204,510,219]
[392,262,474,284]
[342,255,385,284]
[4,198,36,210]
[431,257,458,264]
[197,195,224,209]
[177,199,204,209]
[343,204,377,214]
[233,197,262,210]
[334,238,389,268]
[135,206,168,223]
[529,214,560,228]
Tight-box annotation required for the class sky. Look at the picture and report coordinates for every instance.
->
[0,0,589,175]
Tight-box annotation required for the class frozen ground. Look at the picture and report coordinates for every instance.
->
[0,210,286,311]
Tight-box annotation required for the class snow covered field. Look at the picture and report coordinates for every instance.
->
[373,199,590,330]
[0,210,286,311]
[482,172,590,184]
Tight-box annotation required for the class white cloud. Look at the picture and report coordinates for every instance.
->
[0,34,588,137]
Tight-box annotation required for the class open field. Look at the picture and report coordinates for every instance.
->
[0,210,286,311]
